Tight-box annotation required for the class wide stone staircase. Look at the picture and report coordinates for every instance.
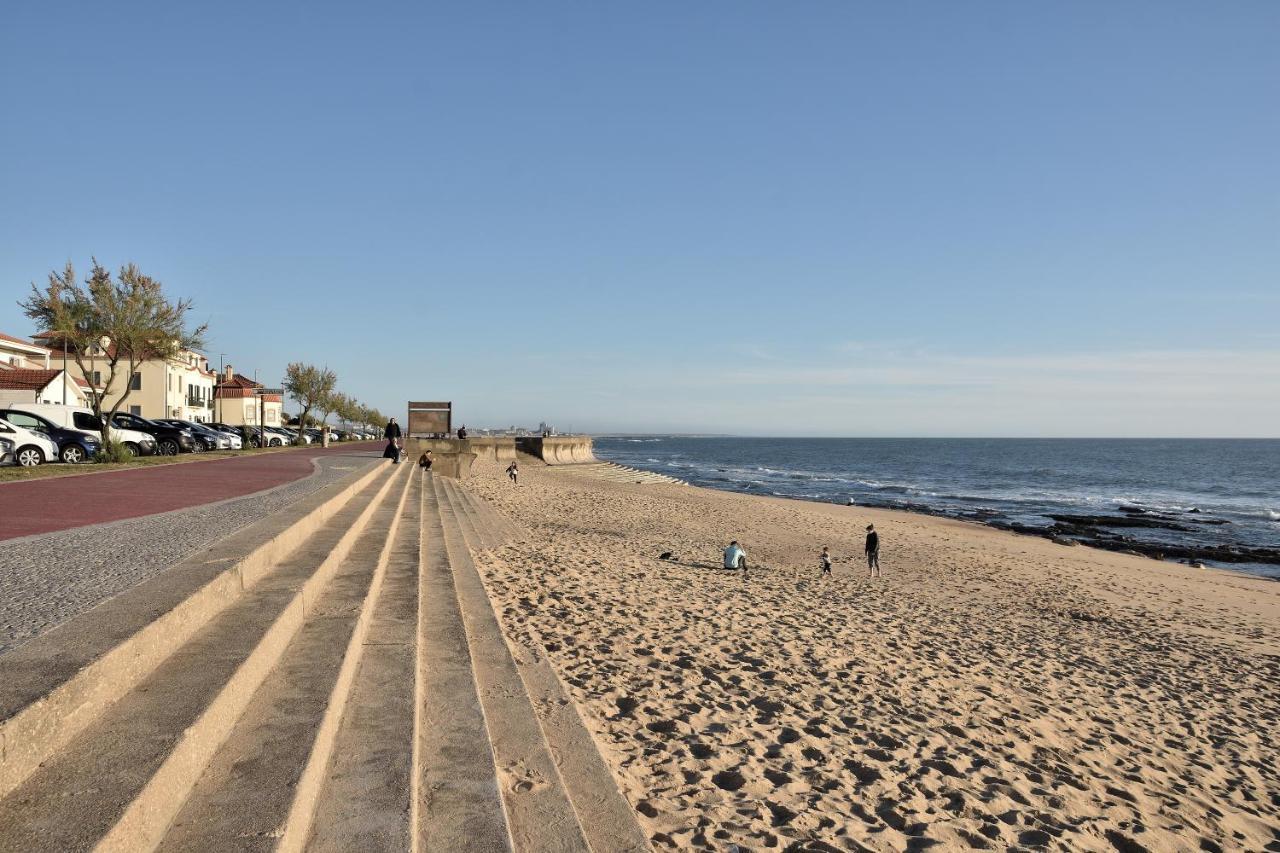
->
[0,462,648,852]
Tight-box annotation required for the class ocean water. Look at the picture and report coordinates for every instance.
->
[594,437,1280,578]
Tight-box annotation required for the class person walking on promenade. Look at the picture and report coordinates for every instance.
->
[384,417,402,463]
[820,546,832,576]
[457,425,468,439]
[865,524,881,577]
[724,540,747,573]
[506,460,519,484]
[418,450,433,470]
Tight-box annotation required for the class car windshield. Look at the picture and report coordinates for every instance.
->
[116,414,158,428]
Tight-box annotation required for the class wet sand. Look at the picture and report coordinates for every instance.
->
[466,457,1280,851]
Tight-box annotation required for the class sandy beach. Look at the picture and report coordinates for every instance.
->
[466,456,1280,852]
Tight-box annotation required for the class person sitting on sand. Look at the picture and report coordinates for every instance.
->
[724,540,747,572]
[820,546,832,575]
[418,451,433,470]
[506,460,519,484]
[865,524,881,577]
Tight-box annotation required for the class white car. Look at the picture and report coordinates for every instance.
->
[7,403,158,456]
[0,416,60,467]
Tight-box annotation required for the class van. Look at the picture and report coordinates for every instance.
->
[7,403,157,456]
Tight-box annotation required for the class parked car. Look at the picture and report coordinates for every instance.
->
[284,427,311,445]
[6,403,157,456]
[157,419,236,451]
[264,426,297,446]
[109,412,196,455]
[0,416,60,467]
[202,423,243,449]
[0,408,101,463]
[0,436,13,466]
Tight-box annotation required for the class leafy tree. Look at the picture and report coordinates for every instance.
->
[283,363,336,446]
[20,260,208,445]
[332,391,358,432]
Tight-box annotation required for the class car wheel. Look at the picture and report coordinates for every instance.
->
[60,445,86,464]
[191,442,204,453]
[125,442,140,457]
[16,446,44,467]
[159,439,180,456]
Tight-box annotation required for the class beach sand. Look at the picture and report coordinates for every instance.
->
[465,457,1280,851]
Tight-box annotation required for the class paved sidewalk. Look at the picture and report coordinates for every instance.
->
[0,449,383,655]
[0,443,379,541]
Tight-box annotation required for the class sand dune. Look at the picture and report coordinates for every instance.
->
[465,457,1280,851]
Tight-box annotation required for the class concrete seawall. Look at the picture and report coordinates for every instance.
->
[405,439,476,479]
[514,436,595,465]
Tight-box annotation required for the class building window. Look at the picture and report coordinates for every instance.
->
[129,405,142,416]
[92,370,101,386]
[129,373,142,390]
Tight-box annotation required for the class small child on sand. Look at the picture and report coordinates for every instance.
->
[820,546,832,575]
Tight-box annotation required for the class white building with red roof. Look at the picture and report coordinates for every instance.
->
[213,365,283,427]
[0,368,90,407]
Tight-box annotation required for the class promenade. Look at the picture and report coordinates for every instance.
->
[0,442,378,541]
[0,445,382,654]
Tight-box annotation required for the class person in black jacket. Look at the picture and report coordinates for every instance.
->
[865,524,881,577]
[384,418,402,462]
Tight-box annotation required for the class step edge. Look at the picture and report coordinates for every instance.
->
[277,465,416,853]
[433,479,590,853]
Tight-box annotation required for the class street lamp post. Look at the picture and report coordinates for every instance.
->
[218,353,226,424]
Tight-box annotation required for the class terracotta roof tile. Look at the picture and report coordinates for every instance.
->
[0,368,61,391]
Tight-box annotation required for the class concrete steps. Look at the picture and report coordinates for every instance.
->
[564,462,686,486]
[0,464,646,852]
[439,478,649,853]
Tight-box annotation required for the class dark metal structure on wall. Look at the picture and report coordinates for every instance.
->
[407,401,452,438]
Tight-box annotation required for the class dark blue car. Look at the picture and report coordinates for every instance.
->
[0,407,102,463]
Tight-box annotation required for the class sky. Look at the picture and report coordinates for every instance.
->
[2,2,1277,436]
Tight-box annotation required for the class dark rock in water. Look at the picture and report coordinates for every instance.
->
[1048,513,1193,532]
[989,517,1280,568]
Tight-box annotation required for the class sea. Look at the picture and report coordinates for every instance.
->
[594,437,1280,579]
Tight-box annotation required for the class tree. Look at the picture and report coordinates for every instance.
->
[20,260,208,445]
[330,392,358,431]
[314,391,339,434]
[283,363,336,446]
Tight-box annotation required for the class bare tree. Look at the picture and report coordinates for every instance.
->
[20,260,208,446]
[284,363,336,446]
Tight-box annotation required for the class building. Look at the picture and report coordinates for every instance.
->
[213,366,283,427]
[32,334,218,422]
[0,369,90,407]
[0,332,52,371]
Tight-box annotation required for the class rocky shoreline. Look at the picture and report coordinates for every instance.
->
[858,499,1280,571]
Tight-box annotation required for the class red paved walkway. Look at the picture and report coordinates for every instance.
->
[0,443,379,541]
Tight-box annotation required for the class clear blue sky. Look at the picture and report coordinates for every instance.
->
[3,2,1277,436]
